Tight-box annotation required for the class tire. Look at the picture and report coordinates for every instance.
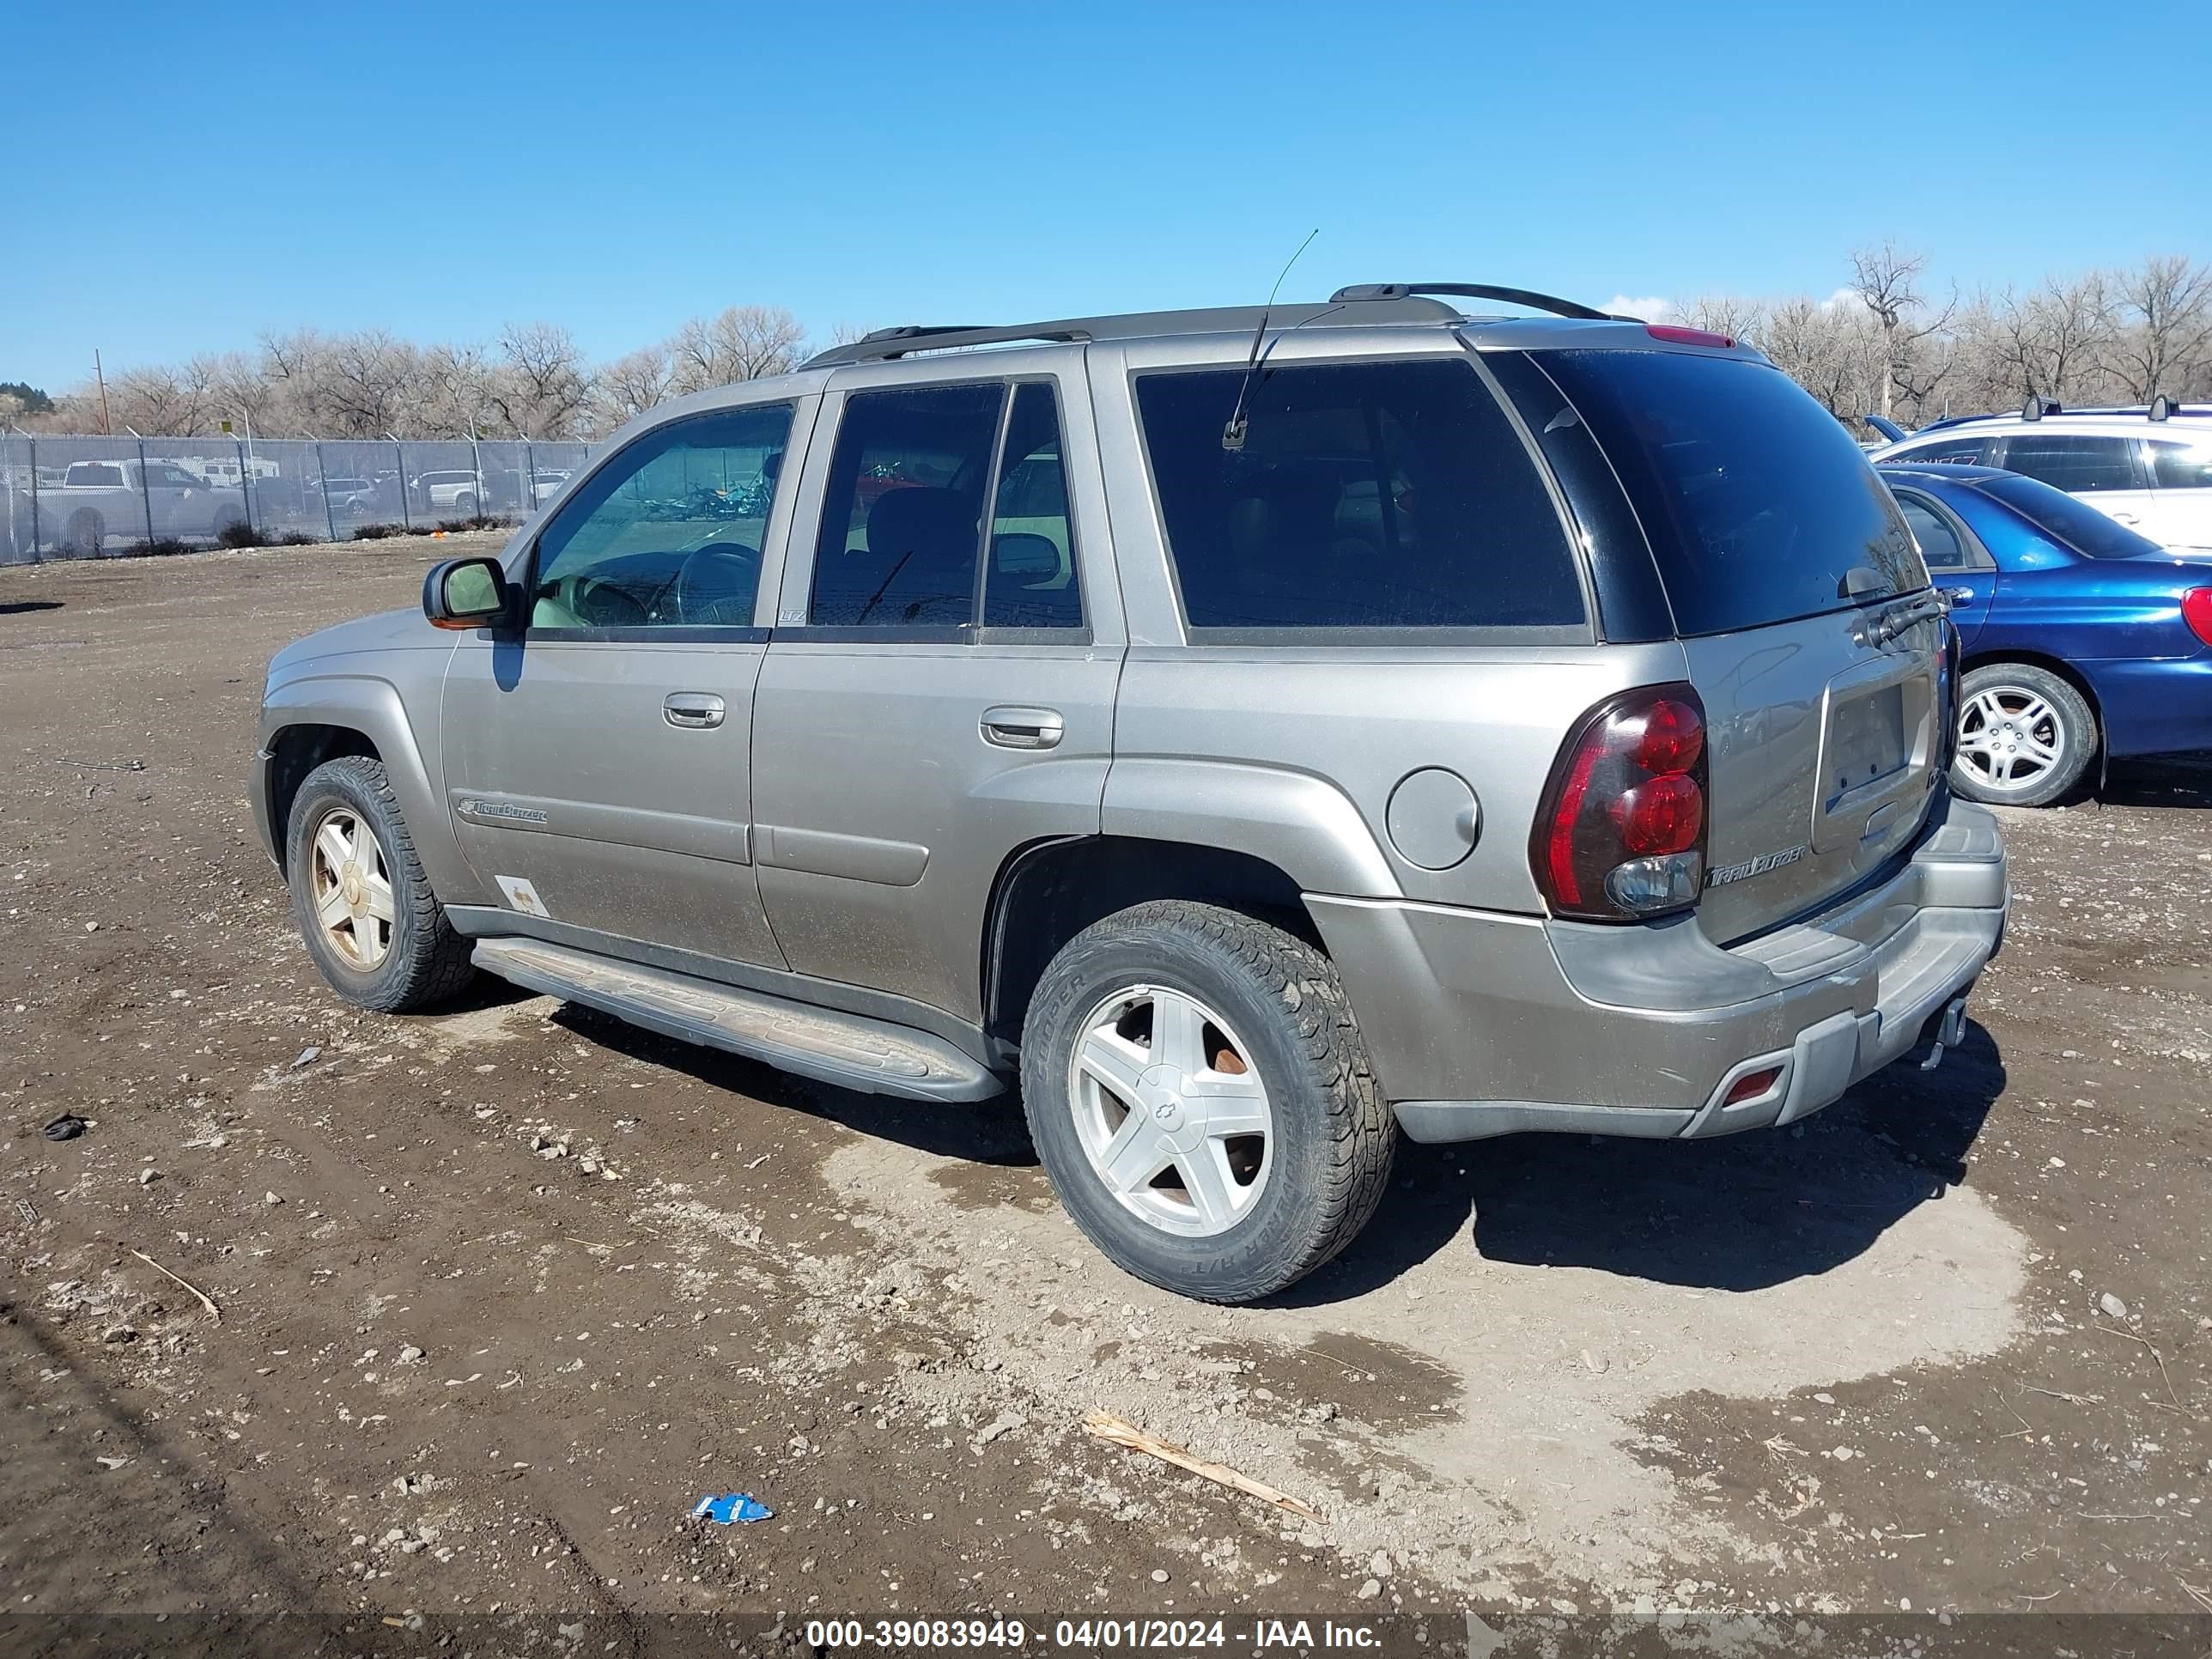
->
[453,493,477,517]
[1018,901,1395,1304]
[1951,662,2096,807]
[63,508,104,556]
[285,756,475,1012]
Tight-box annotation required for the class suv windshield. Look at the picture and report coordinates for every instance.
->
[1530,349,1925,635]
[1976,471,2163,560]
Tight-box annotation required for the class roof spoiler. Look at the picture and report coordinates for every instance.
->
[1328,283,1622,322]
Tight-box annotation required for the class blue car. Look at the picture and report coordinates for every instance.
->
[1877,463,2212,805]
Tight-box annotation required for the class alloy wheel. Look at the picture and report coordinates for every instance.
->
[307,806,396,970]
[1066,984,1273,1237]
[1957,685,2065,795]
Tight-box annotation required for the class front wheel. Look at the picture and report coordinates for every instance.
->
[1018,901,1396,1304]
[285,756,476,1012]
[1951,663,2096,806]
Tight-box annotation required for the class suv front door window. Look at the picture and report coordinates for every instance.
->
[437,400,799,969]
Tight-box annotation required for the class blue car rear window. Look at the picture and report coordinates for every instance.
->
[1975,472,2163,560]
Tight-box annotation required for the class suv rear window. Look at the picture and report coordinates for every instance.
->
[1530,349,1924,636]
[1134,358,1583,632]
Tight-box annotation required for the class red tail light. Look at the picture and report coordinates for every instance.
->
[1531,685,1711,921]
[1645,324,1735,349]
[2184,587,2212,648]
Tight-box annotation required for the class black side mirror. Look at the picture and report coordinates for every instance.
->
[423,556,512,631]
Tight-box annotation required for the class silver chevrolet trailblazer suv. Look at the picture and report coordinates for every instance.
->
[252,283,2008,1303]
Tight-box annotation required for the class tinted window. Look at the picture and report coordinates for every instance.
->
[2149,440,2212,489]
[529,403,792,629]
[1974,472,2164,561]
[1896,495,1967,571]
[1537,349,1924,635]
[1887,436,1988,466]
[143,461,204,489]
[984,382,1082,629]
[70,464,126,487]
[1999,434,2141,493]
[1134,358,1582,631]
[810,383,1003,628]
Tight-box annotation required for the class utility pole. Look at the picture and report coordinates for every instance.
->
[94,349,112,435]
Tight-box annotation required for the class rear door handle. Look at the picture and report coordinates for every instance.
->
[981,705,1064,750]
[663,692,726,729]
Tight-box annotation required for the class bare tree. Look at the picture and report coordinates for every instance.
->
[1850,240,1956,422]
[489,322,591,439]
[592,345,672,431]
[1674,295,1768,343]
[319,331,417,436]
[666,305,807,394]
[2109,255,2212,401]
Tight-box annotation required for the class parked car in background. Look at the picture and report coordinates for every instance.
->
[252,284,2008,1303]
[410,469,485,516]
[312,477,380,518]
[1875,402,2211,552]
[30,458,246,552]
[1881,462,2212,805]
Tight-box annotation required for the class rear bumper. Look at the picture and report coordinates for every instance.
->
[1310,798,2007,1144]
[2080,655,2212,759]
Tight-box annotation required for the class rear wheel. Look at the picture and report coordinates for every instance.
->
[1951,663,2095,807]
[1018,901,1395,1304]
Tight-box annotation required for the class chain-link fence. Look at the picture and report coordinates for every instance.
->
[0,434,600,564]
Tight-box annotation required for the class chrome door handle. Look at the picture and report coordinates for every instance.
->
[663,692,726,729]
[981,706,1065,750]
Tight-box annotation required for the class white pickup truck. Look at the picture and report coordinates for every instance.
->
[36,459,247,553]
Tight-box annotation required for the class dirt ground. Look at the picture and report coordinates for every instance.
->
[3,537,2209,1655]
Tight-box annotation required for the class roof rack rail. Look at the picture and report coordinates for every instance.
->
[804,321,1093,368]
[1328,282,1620,322]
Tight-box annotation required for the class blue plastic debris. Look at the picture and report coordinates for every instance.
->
[690,1493,773,1524]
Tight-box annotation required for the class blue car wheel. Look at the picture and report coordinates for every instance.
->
[1953,663,2096,807]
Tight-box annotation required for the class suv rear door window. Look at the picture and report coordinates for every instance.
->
[2149,439,2212,489]
[1528,349,1924,635]
[984,382,1082,629]
[810,383,1004,628]
[1133,357,1583,632]
[1997,434,2142,492]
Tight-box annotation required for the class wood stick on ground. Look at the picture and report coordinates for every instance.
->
[2092,1322,2189,1415]
[127,1249,220,1325]
[1084,1410,1320,1522]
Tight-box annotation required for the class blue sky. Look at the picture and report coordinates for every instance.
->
[7,0,2206,393]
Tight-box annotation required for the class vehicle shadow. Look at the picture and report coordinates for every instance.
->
[544,994,2004,1304]
[548,1002,1037,1166]
[2090,754,2212,809]
[0,599,63,615]
[1282,1022,2007,1305]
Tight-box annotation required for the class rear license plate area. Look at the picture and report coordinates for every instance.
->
[1824,683,1906,805]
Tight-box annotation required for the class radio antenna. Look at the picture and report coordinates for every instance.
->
[1223,228,1320,452]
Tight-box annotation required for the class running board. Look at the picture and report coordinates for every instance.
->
[470,938,1003,1103]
